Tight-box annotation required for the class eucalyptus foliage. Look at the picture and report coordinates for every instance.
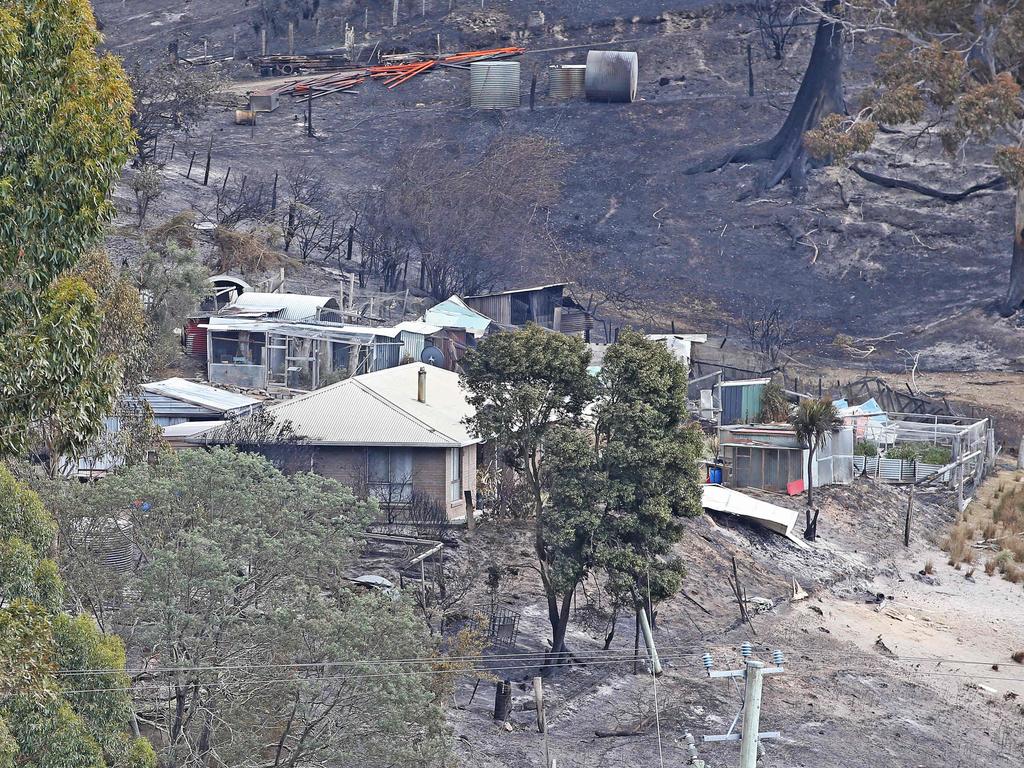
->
[46,449,453,768]
[0,0,135,455]
[0,465,154,768]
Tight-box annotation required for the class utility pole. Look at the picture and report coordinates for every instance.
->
[703,643,787,768]
[739,661,764,768]
[637,606,662,676]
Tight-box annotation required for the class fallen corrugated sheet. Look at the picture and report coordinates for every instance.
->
[702,485,808,548]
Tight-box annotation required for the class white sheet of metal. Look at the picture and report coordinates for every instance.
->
[702,485,807,547]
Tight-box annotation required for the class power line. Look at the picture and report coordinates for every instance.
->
[55,653,1024,696]
[49,642,1024,678]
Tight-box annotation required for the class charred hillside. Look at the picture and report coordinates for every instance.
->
[95,0,1023,371]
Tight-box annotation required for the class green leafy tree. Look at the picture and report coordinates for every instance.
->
[47,448,452,768]
[134,242,209,370]
[462,326,597,661]
[0,0,135,455]
[538,426,606,664]
[31,252,158,477]
[464,328,705,664]
[595,330,704,638]
[0,465,154,768]
[789,397,842,511]
[17,278,120,477]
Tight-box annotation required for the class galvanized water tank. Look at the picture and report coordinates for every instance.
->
[584,50,638,103]
[470,61,521,109]
[68,517,137,573]
[548,64,587,100]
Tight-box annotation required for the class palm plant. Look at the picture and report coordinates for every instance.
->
[789,397,842,509]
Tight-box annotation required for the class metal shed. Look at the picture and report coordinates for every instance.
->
[718,378,770,425]
[719,423,854,494]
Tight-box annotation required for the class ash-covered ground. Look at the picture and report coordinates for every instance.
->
[435,474,1024,768]
[96,0,1024,373]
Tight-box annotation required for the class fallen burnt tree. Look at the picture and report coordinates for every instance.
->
[849,165,1007,204]
[847,165,1024,315]
[685,2,844,192]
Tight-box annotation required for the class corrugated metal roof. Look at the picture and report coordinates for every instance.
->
[423,296,492,336]
[142,378,261,414]
[226,292,339,321]
[264,363,479,448]
[394,320,442,335]
[141,393,216,418]
[463,283,567,299]
[204,316,382,343]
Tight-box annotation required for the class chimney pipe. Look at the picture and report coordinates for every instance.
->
[417,366,427,403]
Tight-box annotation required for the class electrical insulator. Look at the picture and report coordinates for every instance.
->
[772,649,785,666]
[741,641,753,659]
[701,652,713,672]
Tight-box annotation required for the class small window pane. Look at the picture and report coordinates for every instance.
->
[367,448,389,483]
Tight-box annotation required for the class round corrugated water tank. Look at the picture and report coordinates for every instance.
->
[584,50,638,103]
[548,64,586,100]
[68,517,138,573]
[470,61,521,109]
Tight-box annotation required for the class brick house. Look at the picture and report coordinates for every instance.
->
[254,363,481,524]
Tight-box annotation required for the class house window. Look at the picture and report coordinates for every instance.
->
[448,448,463,503]
[367,448,413,504]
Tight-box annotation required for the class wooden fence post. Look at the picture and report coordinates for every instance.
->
[493,681,512,721]
[904,486,914,547]
[202,136,213,186]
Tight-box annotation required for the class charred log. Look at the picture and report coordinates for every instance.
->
[850,165,1022,315]
[685,6,845,193]
[850,165,1007,203]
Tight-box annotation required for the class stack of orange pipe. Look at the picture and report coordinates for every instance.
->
[368,46,526,88]
[442,46,525,63]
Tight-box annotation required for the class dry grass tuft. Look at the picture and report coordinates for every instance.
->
[147,211,196,248]
[213,226,291,274]
[923,560,934,575]
[1002,562,1023,584]
[943,524,972,565]
[985,558,997,576]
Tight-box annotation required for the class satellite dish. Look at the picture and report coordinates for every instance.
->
[421,346,446,367]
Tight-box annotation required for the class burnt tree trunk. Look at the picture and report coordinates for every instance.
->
[685,5,845,193]
[805,447,815,508]
[1002,186,1024,315]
